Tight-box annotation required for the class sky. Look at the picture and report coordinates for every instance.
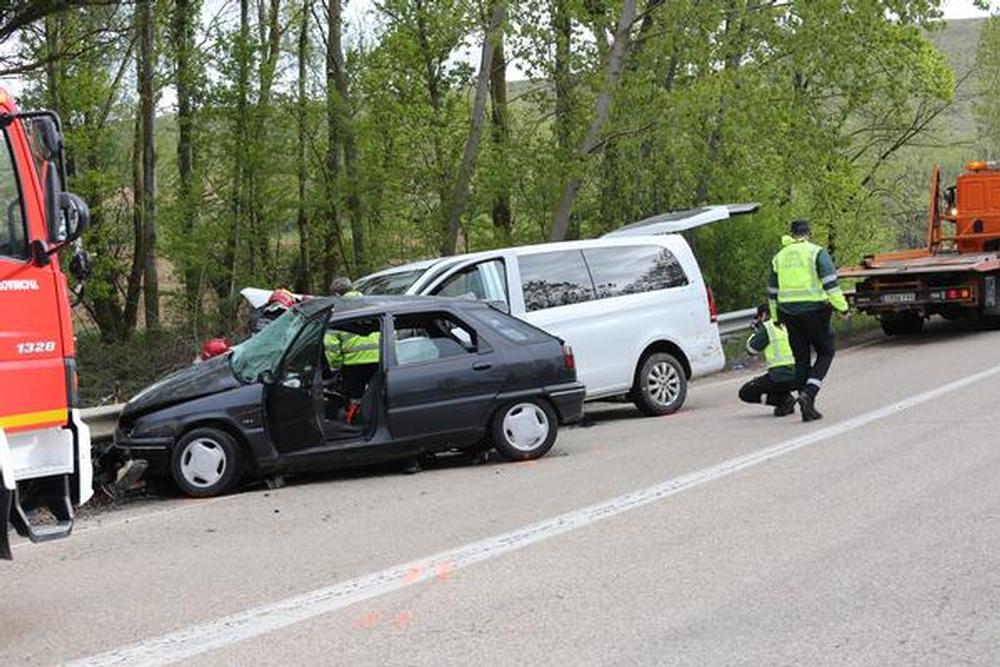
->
[941,0,992,19]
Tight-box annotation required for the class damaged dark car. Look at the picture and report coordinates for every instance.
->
[113,296,585,496]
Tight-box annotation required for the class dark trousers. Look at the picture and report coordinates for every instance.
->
[780,308,835,399]
[739,373,795,407]
[343,363,378,400]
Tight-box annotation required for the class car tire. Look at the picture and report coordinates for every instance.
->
[171,427,243,498]
[491,399,558,462]
[632,352,687,416]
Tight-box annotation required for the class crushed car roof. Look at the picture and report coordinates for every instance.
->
[295,294,489,318]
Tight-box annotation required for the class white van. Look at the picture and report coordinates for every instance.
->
[357,205,756,415]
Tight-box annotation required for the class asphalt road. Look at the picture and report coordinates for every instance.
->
[5,324,1000,666]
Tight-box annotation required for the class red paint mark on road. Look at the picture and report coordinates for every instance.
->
[402,566,423,584]
[393,611,413,628]
[436,561,453,582]
[352,611,381,630]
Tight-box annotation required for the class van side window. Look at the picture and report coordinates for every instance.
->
[0,131,27,261]
[518,250,597,312]
[433,259,508,305]
[583,246,688,298]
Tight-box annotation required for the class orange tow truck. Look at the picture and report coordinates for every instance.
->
[843,162,1000,334]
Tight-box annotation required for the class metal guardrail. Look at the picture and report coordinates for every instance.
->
[81,308,759,442]
[717,308,757,336]
[81,404,124,444]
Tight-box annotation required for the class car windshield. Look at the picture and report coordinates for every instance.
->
[356,269,427,295]
[230,308,308,383]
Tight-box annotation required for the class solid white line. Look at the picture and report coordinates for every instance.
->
[68,360,1000,667]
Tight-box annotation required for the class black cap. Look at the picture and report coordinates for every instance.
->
[790,219,810,236]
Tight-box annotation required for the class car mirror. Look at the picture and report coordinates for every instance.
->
[33,117,62,161]
[59,192,90,243]
[258,370,275,385]
[44,161,64,244]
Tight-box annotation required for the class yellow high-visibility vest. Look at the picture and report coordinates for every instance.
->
[772,240,826,304]
[762,321,794,369]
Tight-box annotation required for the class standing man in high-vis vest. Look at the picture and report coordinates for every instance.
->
[739,304,797,416]
[768,219,849,422]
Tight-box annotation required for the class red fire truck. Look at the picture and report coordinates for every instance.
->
[0,90,93,559]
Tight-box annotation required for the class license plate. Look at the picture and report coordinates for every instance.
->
[881,292,916,304]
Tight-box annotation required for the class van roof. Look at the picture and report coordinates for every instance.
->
[359,235,689,280]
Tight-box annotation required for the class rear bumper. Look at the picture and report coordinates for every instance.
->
[850,286,978,312]
[547,382,586,424]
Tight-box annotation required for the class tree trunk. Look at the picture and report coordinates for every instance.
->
[550,0,638,241]
[296,0,313,293]
[174,0,199,312]
[138,0,159,330]
[329,0,364,274]
[553,0,572,158]
[124,112,145,339]
[489,10,512,240]
[223,0,251,301]
[441,1,507,256]
[324,0,343,289]
[695,0,745,206]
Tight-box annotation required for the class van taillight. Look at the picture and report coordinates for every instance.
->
[562,343,575,371]
[706,285,718,323]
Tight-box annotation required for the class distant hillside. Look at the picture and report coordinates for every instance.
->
[928,17,985,145]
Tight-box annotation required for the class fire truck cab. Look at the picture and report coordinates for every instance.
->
[0,90,94,559]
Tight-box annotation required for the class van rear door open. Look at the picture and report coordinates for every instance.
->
[602,203,760,238]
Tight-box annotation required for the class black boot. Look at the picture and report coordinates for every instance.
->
[773,395,796,417]
[798,393,823,422]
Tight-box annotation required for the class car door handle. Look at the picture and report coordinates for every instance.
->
[472,362,493,371]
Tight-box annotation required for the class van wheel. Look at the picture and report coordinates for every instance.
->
[491,399,558,461]
[632,352,687,416]
[171,427,242,498]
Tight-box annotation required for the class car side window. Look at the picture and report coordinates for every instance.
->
[0,130,27,261]
[278,318,325,389]
[518,250,596,312]
[393,311,480,366]
[583,245,688,298]
[433,259,508,306]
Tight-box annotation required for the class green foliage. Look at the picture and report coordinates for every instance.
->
[5,0,984,339]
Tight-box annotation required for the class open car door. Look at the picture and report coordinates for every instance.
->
[601,203,760,238]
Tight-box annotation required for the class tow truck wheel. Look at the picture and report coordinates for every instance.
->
[171,427,242,498]
[880,312,924,336]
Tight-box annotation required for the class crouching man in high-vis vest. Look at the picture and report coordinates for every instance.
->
[739,304,797,417]
[768,219,849,422]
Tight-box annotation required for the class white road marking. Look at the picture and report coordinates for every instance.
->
[68,360,1000,667]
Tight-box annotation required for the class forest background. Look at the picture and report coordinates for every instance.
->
[2,0,999,402]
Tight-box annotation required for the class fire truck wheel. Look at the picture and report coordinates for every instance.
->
[171,427,243,498]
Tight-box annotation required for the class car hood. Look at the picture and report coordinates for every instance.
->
[122,354,243,418]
